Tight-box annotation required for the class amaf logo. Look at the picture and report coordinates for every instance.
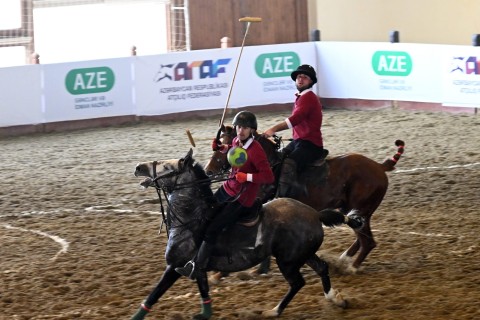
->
[450,56,480,74]
[153,59,231,82]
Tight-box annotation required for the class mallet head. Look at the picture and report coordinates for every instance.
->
[239,17,262,23]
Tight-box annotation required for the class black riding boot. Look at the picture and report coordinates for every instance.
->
[276,158,298,198]
[175,241,213,280]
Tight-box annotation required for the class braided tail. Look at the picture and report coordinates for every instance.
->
[382,140,405,172]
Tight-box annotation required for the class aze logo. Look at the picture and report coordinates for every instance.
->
[255,52,300,78]
[65,67,115,95]
[153,59,231,82]
[372,51,413,76]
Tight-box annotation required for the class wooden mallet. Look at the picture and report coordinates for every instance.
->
[219,16,262,128]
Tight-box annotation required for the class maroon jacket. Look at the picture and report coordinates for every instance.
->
[223,136,274,207]
[287,89,323,147]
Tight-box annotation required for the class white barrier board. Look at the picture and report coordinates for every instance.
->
[42,58,134,122]
[441,45,480,107]
[0,65,43,127]
[316,42,442,102]
[134,43,317,116]
[1,42,480,130]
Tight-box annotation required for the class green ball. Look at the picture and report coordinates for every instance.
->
[227,147,248,167]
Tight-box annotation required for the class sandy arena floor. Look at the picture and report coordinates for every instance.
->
[1,107,479,319]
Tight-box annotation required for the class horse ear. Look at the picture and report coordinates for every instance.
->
[226,125,236,137]
[182,148,194,167]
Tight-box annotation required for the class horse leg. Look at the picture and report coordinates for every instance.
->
[208,271,228,285]
[340,239,360,264]
[130,265,181,320]
[306,254,347,308]
[251,256,271,275]
[262,262,305,317]
[194,271,213,320]
[352,219,376,269]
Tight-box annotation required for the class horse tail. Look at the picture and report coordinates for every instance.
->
[381,139,405,171]
[318,208,350,228]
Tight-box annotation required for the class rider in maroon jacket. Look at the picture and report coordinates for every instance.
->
[263,64,324,197]
[176,111,274,283]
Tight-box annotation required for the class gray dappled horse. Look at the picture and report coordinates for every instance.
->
[131,149,362,319]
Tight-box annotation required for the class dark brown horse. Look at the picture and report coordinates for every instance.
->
[205,126,405,272]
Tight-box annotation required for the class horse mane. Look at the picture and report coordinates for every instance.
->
[253,132,282,166]
[190,161,214,199]
[254,132,277,148]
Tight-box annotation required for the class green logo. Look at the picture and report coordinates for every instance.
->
[372,51,412,76]
[255,52,300,78]
[65,67,115,95]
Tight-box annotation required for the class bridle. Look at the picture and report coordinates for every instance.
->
[149,160,231,237]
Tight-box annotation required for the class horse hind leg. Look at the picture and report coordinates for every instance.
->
[353,219,376,269]
[262,262,305,318]
[340,201,379,270]
[306,254,347,308]
[340,214,377,271]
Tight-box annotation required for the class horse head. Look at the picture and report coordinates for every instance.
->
[135,148,211,193]
[204,125,236,176]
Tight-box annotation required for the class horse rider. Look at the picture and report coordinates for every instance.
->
[263,64,324,197]
[175,110,274,280]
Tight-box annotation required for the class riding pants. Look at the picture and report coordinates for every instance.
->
[283,139,324,172]
[203,186,251,245]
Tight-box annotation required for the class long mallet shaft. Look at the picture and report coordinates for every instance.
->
[219,17,262,128]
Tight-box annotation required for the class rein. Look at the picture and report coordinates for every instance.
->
[150,161,231,236]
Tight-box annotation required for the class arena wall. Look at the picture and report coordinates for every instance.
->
[308,0,480,45]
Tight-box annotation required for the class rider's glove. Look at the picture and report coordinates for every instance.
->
[235,172,248,183]
[211,139,221,151]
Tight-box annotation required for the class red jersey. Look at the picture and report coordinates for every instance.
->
[286,89,323,147]
[223,136,274,207]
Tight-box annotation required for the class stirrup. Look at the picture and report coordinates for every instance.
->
[175,261,196,280]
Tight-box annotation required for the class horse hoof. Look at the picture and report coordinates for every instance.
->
[208,272,223,285]
[261,307,280,318]
[325,289,348,308]
[237,271,254,280]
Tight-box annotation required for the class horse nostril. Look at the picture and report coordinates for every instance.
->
[206,170,213,176]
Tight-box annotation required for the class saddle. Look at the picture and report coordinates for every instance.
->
[302,149,330,186]
[310,149,329,166]
[236,199,263,227]
[278,148,330,188]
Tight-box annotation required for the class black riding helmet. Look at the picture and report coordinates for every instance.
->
[232,111,257,130]
[290,64,317,85]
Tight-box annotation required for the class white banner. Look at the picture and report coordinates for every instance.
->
[441,45,480,107]
[0,65,43,127]
[134,42,318,116]
[42,58,134,122]
[2,41,480,130]
[230,42,317,108]
[135,49,233,116]
[316,42,442,102]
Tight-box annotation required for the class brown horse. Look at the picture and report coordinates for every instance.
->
[204,125,405,272]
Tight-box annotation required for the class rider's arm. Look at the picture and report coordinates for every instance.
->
[263,121,289,137]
